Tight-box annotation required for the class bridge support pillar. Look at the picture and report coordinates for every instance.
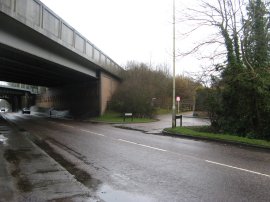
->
[11,96,19,112]
[99,72,119,115]
[35,73,120,118]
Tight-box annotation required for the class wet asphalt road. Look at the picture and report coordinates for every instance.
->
[3,113,270,202]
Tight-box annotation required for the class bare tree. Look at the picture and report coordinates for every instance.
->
[177,0,247,81]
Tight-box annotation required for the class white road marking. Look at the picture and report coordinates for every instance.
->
[46,120,270,179]
[205,160,270,178]
[80,129,106,137]
[59,123,75,128]
[118,139,167,152]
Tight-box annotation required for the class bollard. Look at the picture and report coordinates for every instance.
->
[175,115,182,127]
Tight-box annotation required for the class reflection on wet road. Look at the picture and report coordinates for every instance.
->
[2,113,270,202]
[0,125,9,145]
[98,184,155,202]
[0,134,7,145]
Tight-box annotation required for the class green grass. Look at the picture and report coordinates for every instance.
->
[91,111,156,123]
[165,126,270,149]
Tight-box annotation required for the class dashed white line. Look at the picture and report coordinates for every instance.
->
[80,129,105,137]
[118,139,167,152]
[46,120,270,178]
[59,123,75,128]
[205,160,270,178]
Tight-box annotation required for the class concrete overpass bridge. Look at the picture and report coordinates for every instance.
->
[0,0,122,117]
[0,84,37,112]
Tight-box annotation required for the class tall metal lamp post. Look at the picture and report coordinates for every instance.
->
[172,0,176,128]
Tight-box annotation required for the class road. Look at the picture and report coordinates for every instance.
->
[3,113,270,201]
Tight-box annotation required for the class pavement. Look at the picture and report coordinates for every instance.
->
[0,115,100,202]
[117,114,270,151]
[115,113,210,134]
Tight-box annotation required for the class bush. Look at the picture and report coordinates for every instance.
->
[111,62,170,118]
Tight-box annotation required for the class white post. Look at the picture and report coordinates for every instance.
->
[177,100,179,114]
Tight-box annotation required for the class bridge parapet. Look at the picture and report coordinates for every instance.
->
[0,83,38,95]
[0,0,122,78]
[3,82,40,94]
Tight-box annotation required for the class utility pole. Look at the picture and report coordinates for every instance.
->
[172,0,176,128]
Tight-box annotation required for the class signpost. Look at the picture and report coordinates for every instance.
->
[176,96,180,114]
[123,113,133,122]
[172,0,176,128]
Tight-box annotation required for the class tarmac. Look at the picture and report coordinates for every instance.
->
[2,111,268,201]
[0,115,99,202]
[0,112,210,201]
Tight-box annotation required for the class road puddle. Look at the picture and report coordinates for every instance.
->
[98,185,154,202]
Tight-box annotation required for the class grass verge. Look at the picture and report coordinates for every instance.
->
[91,111,156,123]
[165,126,270,149]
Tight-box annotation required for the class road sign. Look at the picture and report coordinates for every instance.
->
[176,96,180,102]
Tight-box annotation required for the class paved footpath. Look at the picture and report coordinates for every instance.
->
[115,113,210,134]
[0,115,100,202]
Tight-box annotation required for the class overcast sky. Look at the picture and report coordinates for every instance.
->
[40,0,204,75]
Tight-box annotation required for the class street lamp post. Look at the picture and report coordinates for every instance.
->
[172,0,176,128]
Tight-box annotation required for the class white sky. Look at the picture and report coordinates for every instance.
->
[40,0,208,75]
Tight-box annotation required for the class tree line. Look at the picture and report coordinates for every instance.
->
[189,0,270,140]
[112,0,270,140]
[110,62,199,118]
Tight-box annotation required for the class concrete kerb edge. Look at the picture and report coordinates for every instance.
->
[114,125,148,133]
[162,129,270,152]
[89,119,159,125]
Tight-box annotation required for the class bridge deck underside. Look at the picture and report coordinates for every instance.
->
[0,12,98,87]
[0,44,96,87]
